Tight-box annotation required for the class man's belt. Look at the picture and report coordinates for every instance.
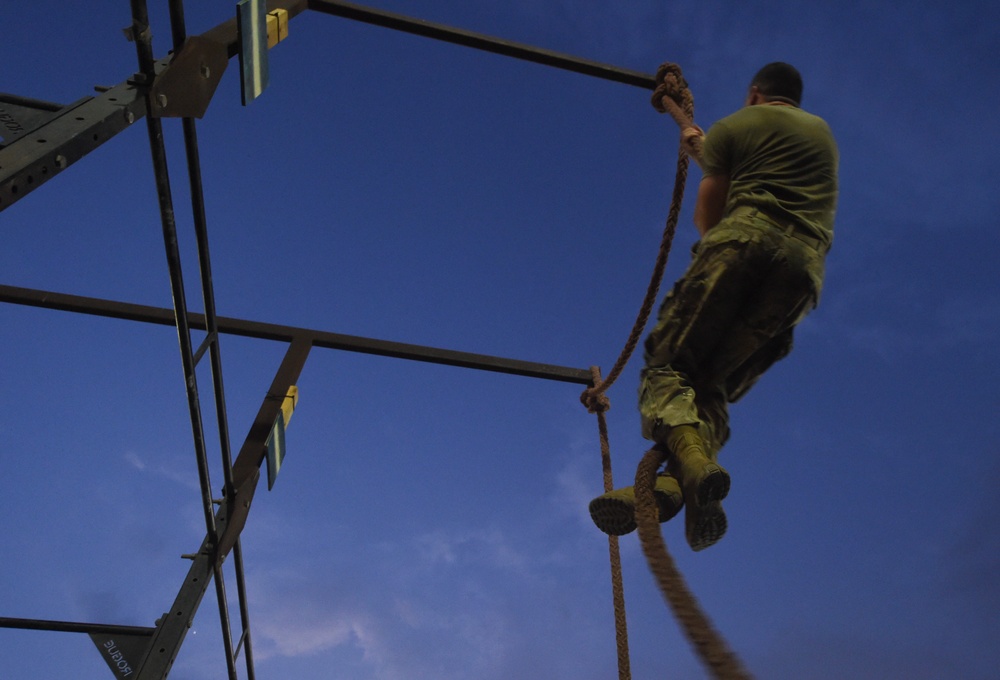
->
[729,205,828,253]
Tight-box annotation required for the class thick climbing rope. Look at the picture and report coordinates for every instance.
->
[579,63,694,414]
[588,366,631,680]
[581,63,753,680]
[635,447,753,679]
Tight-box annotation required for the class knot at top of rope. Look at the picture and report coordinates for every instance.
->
[651,62,694,128]
[580,386,611,414]
[581,367,612,414]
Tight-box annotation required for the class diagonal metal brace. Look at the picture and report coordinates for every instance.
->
[0,94,78,148]
[133,498,235,679]
[0,0,308,215]
[231,336,313,492]
[216,469,260,559]
[0,82,145,211]
[215,336,312,562]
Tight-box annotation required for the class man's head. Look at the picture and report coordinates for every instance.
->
[746,62,802,107]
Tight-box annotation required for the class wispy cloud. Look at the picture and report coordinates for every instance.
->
[413,527,529,574]
[123,449,201,492]
[248,571,514,679]
[552,449,604,531]
[254,604,374,660]
[243,511,613,680]
[124,451,146,471]
[808,279,1000,360]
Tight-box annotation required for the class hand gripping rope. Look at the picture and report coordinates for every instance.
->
[580,63,753,680]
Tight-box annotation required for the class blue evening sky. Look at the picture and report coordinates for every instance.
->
[2,1,998,678]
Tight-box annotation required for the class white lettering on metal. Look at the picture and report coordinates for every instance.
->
[102,639,134,677]
[0,108,25,134]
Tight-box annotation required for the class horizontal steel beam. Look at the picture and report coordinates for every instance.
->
[0,616,154,637]
[0,284,595,385]
[308,0,656,89]
[2,0,653,215]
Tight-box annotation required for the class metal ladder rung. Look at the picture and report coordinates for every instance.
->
[234,625,250,659]
[192,330,218,366]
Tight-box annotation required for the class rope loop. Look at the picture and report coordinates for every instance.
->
[581,366,612,414]
[651,62,696,130]
[651,63,690,112]
[580,387,611,414]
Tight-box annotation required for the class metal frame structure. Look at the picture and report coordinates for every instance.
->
[0,2,656,677]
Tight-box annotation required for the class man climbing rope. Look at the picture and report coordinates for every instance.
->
[589,62,839,551]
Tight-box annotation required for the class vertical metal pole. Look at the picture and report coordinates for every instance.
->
[165,0,255,672]
[164,0,256,674]
[128,0,218,542]
[130,2,237,678]
[231,540,256,679]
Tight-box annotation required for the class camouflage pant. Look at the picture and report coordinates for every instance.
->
[640,212,826,457]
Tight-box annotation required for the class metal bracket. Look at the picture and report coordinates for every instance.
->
[267,8,290,48]
[149,36,229,119]
[90,630,153,679]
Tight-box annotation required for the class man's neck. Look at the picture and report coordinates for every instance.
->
[761,96,799,107]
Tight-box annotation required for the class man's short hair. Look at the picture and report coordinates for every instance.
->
[751,62,803,106]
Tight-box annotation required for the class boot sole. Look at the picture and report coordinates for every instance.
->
[588,497,636,536]
[684,464,730,551]
[687,501,727,551]
[588,487,684,537]
[696,464,731,506]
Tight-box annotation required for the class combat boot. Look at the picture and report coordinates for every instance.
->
[665,425,730,551]
[589,472,684,536]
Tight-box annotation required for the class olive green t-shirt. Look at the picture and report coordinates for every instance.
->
[701,104,839,247]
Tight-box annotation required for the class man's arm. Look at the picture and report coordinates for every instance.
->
[693,174,730,236]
